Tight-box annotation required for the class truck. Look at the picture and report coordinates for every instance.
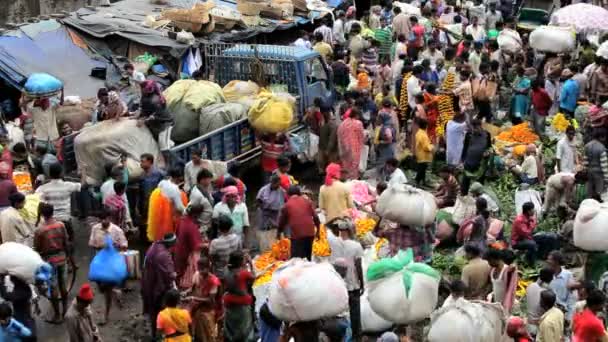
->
[169,43,335,164]
[516,0,555,32]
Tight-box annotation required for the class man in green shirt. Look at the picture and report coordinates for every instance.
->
[374,17,393,63]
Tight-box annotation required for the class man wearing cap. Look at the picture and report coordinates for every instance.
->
[65,283,102,342]
[0,192,33,246]
[559,68,580,117]
[142,232,177,338]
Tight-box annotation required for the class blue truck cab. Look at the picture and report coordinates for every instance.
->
[170,43,334,164]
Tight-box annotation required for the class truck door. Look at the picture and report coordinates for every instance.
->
[304,57,333,107]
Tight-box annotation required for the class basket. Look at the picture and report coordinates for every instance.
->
[236,0,267,16]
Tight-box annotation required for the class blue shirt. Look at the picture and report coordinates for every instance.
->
[139,168,165,200]
[0,318,32,341]
[549,268,576,321]
[560,79,580,112]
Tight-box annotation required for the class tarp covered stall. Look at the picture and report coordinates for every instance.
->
[0,19,106,98]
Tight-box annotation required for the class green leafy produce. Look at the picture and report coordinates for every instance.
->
[536,213,561,233]
[431,253,466,279]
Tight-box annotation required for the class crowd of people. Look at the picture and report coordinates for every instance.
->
[1,0,608,340]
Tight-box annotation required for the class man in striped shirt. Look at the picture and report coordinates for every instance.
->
[374,17,392,64]
[35,163,84,241]
[583,128,608,201]
[313,18,334,46]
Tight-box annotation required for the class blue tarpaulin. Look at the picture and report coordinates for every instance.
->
[0,20,105,97]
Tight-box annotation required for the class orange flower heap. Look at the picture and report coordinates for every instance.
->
[496,123,538,145]
[271,238,291,261]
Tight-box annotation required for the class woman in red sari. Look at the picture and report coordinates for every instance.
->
[184,256,221,342]
[175,205,207,290]
[337,108,365,179]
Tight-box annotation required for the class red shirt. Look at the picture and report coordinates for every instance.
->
[531,88,553,116]
[511,214,537,245]
[573,309,606,342]
[223,269,254,306]
[279,195,317,240]
[174,215,203,276]
[409,24,425,48]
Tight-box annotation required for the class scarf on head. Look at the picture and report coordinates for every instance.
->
[141,80,166,106]
[325,163,341,186]
[222,185,241,204]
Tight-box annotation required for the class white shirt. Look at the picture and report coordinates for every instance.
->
[184,160,204,193]
[485,10,502,30]
[314,25,334,46]
[333,18,346,44]
[556,136,577,173]
[521,155,539,179]
[420,49,444,67]
[212,202,250,236]
[27,103,60,142]
[129,71,146,84]
[293,38,312,50]
[36,179,81,221]
[188,185,214,229]
[327,230,364,291]
[465,24,486,42]
[406,76,422,110]
[388,168,407,186]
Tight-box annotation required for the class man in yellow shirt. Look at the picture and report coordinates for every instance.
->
[537,290,564,342]
[319,163,353,224]
[313,32,333,63]
[415,118,434,187]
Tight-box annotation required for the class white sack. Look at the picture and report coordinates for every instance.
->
[529,26,576,53]
[497,29,522,53]
[361,292,393,333]
[268,260,348,322]
[376,184,437,226]
[515,188,543,216]
[597,41,608,59]
[451,195,477,225]
[367,270,439,324]
[428,300,506,342]
[574,199,608,251]
[74,119,164,185]
[0,242,45,283]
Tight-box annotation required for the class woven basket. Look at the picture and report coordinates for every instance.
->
[236,1,266,16]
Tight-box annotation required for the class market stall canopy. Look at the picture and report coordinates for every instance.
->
[0,19,106,98]
[550,3,608,35]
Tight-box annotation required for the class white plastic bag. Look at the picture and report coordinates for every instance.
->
[428,300,506,342]
[0,243,45,283]
[514,187,542,216]
[529,26,576,53]
[268,260,348,322]
[376,183,437,226]
[361,292,393,333]
[573,199,608,251]
[367,268,440,324]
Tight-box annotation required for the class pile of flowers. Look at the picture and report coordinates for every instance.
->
[375,238,388,255]
[355,218,377,238]
[271,238,291,261]
[516,279,532,298]
[313,224,331,257]
[551,113,570,132]
[496,123,539,144]
[253,261,284,287]
[254,251,276,272]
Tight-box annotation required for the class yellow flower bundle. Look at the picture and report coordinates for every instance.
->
[496,123,539,144]
[271,238,291,261]
[374,238,388,254]
[313,224,331,257]
[516,279,532,298]
[253,261,284,287]
[552,113,570,132]
[355,218,377,238]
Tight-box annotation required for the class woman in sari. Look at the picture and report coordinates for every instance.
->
[423,84,440,143]
[510,67,535,123]
[223,251,255,342]
[184,257,221,342]
[174,205,206,290]
[157,289,193,342]
[337,108,365,179]
[103,181,128,232]
[375,109,396,169]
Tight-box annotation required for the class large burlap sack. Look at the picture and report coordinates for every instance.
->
[366,250,441,324]
[74,119,164,185]
[0,243,47,283]
[223,80,260,102]
[165,80,225,143]
[198,102,249,136]
[529,26,576,53]
[428,300,506,342]
[248,89,294,134]
[55,98,96,130]
[574,199,608,251]
[376,184,437,227]
[497,29,522,53]
[268,260,348,322]
[361,292,393,333]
